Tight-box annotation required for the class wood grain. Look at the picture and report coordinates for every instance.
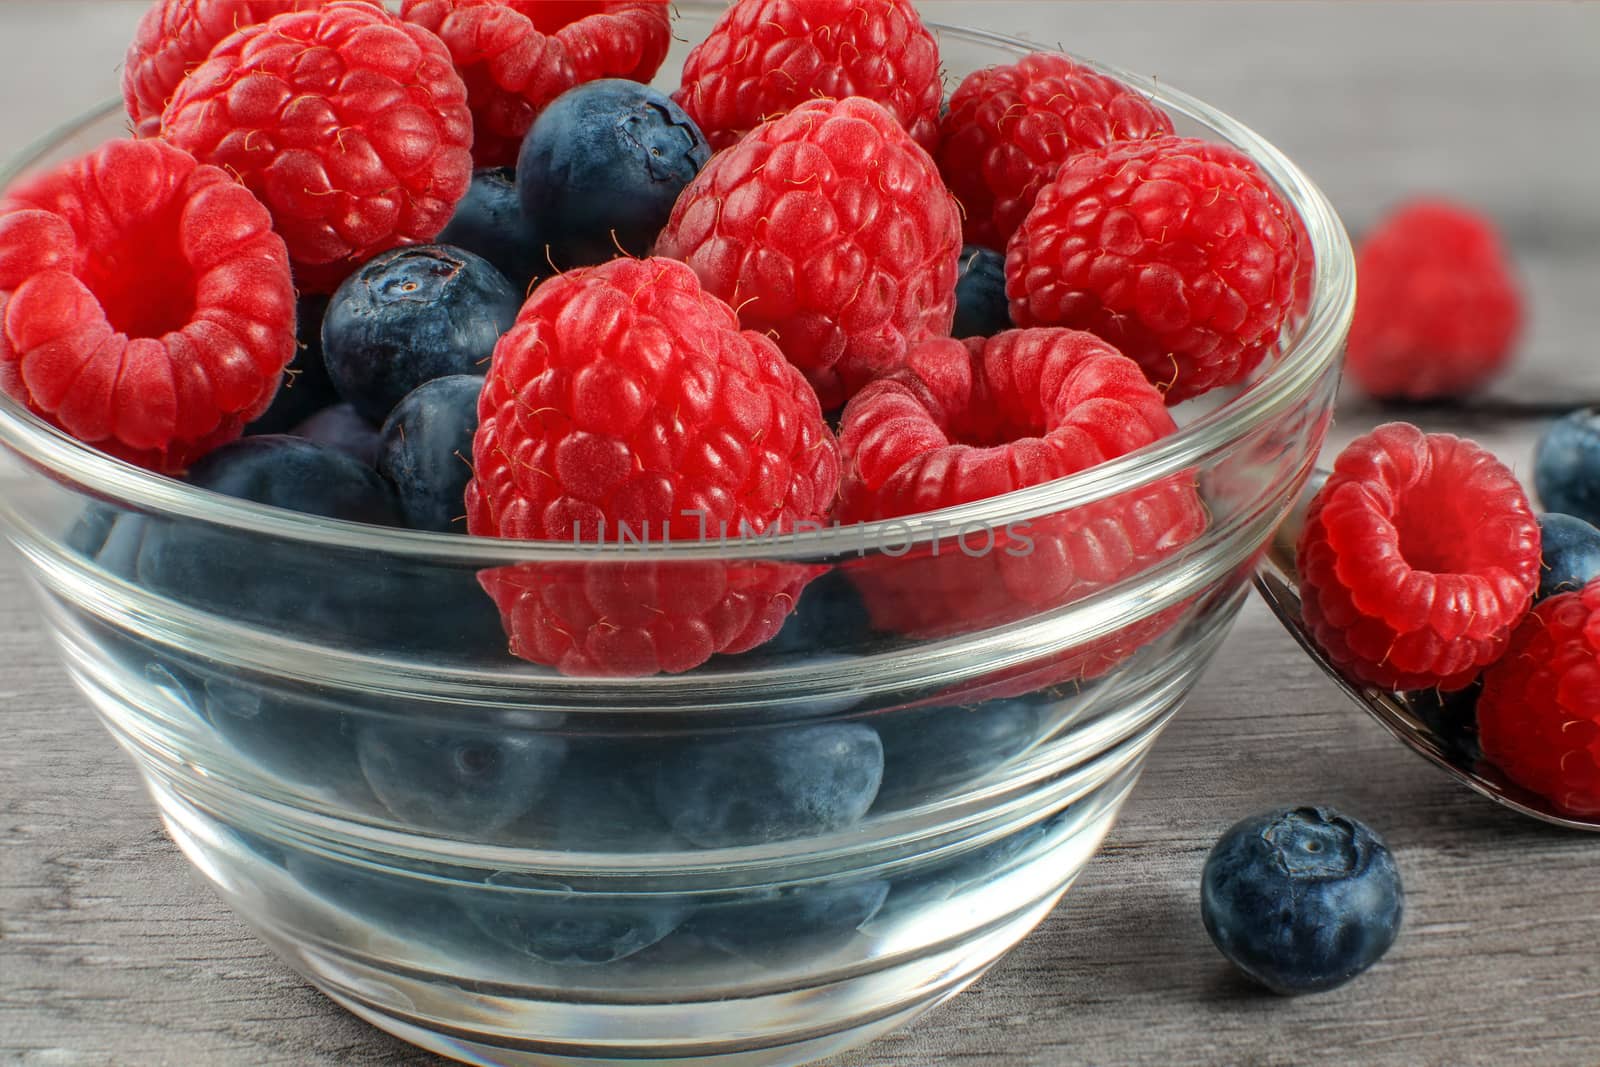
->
[3,3,1600,1065]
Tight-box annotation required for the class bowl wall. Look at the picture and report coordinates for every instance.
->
[0,10,1351,1066]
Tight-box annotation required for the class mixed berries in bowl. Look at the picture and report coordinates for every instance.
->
[0,2,1353,1064]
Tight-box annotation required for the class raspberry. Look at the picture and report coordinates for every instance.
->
[123,0,331,140]
[1477,580,1600,816]
[937,52,1174,250]
[1007,135,1303,404]
[160,1,474,292]
[466,257,841,675]
[1345,200,1521,401]
[1296,423,1541,692]
[0,139,295,473]
[674,0,941,154]
[656,96,962,411]
[402,0,672,168]
[835,329,1207,643]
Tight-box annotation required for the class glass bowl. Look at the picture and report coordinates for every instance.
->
[0,9,1353,1067]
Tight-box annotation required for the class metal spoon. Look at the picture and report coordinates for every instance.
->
[1253,475,1600,832]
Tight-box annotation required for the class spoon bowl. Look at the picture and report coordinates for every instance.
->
[1254,474,1600,832]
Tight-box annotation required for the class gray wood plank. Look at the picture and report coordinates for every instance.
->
[3,2,1600,1065]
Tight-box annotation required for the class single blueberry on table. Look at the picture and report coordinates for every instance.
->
[460,874,692,966]
[438,167,542,290]
[873,697,1045,809]
[1201,805,1403,995]
[247,294,339,434]
[291,402,383,468]
[354,720,567,836]
[377,375,483,533]
[952,245,1010,338]
[322,245,521,423]
[518,79,710,269]
[1534,409,1600,527]
[654,723,884,848]
[1535,513,1600,602]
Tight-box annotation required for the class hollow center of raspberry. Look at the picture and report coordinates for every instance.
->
[78,212,196,340]
[945,383,1049,448]
[1392,477,1482,574]
[516,0,611,32]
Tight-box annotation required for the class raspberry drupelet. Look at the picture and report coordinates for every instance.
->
[1477,579,1600,815]
[937,51,1175,250]
[466,256,841,676]
[1007,135,1304,404]
[0,138,295,473]
[160,0,474,292]
[674,0,942,154]
[1296,423,1541,692]
[656,96,962,412]
[402,0,672,168]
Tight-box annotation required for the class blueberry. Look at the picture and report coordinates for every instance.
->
[438,167,542,290]
[286,850,478,945]
[1535,512,1600,602]
[1534,409,1600,527]
[654,724,883,847]
[200,678,368,801]
[461,874,691,966]
[873,697,1045,809]
[730,567,876,661]
[952,245,1010,338]
[545,743,681,852]
[181,435,400,524]
[1201,805,1403,995]
[1409,682,1483,765]
[290,402,383,468]
[685,879,889,955]
[517,79,710,269]
[322,245,521,423]
[376,374,483,533]
[65,501,119,559]
[247,294,339,434]
[354,721,567,836]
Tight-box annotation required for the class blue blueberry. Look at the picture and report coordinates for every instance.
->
[880,807,1070,918]
[199,678,368,801]
[376,374,483,533]
[354,721,567,836]
[247,294,339,434]
[322,245,521,423]
[438,167,542,290]
[1534,409,1600,527]
[545,743,681,852]
[654,724,883,848]
[873,697,1045,809]
[1535,512,1600,602]
[952,245,1010,338]
[286,850,478,946]
[1201,805,1403,995]
[729,567,876,661]
[685,879,889,955]
[461,874,691,966]
[65,501,119,559]
[183,435,400,524]
[517,79,710,269]
[290,402,382,468]
[1409,682,1483,766]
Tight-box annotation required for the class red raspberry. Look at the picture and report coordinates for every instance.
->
[1346,200,1521,401]
[1007,135,1303,404]
[1477,580,1600,815]
[160,1,474,292]
[656,96,961,411]
[937,52,1174,251]
[835,329,1207,643]
[0,139,294,473]
[123,0,332,140]
[402,0,672,168]
[674,0,941,154]
[1296,423,1540,692]
[466,257,841,676]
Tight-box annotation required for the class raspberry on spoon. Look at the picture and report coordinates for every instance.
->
[1295,422,1541,692]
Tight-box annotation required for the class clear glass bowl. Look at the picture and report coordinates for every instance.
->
[0,10,1353,1067]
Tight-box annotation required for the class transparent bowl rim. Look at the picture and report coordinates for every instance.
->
[0,14,1354,566]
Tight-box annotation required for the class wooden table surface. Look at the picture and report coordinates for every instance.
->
[3,3,1599,1064]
